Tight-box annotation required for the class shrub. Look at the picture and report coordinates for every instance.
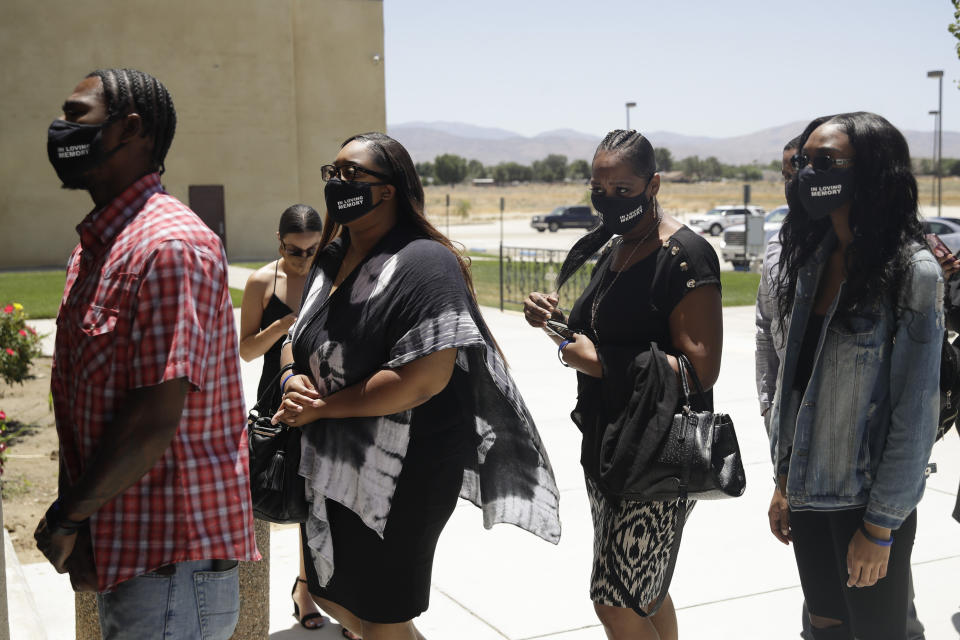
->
[0,303,43,386]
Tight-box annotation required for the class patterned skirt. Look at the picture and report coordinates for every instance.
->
[586,475,694,610]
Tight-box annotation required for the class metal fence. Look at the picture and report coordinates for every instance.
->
[498,245,598,311]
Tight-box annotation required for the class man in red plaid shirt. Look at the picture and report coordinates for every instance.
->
[34,68,259,639]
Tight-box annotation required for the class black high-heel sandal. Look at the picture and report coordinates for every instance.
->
[291,577,326,630]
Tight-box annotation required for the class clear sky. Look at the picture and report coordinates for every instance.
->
[383,0,960,138]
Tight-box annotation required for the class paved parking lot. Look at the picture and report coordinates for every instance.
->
[443,218,733,271]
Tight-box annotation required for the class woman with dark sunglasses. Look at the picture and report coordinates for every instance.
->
[767,112,941,639]
[271,132,560,639]
[238,204,328,630]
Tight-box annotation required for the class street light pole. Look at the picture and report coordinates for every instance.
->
[928,70,944,217]
[930,109,939,207]
[625,101,636,130]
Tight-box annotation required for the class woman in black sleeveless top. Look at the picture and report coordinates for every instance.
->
[239,204,333,632]
[524,130,723,640]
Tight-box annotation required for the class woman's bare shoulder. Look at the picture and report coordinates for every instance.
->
[245,260,280,289]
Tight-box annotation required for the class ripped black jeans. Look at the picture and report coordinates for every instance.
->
[790,506,917,640]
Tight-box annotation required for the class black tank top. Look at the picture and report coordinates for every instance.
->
[255,261,294,410]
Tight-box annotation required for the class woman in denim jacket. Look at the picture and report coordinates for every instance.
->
[766,112,942,640]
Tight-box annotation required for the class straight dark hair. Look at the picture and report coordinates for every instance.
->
[279,204,322,236]
[776,112,923,325]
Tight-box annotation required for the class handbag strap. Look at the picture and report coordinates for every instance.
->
[676,353,708,407]
[251,368,286,413]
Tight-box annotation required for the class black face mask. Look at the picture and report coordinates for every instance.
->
[324,178,388,224]
[798,165,855,220]
[47,119,123,189]
[592,187,651,235]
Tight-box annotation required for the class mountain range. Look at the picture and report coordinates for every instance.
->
[387,121,960,166]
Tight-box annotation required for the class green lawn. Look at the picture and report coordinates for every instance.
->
[0,263,759,320]
[0,270,246,319]
[0,271,68,319]
[720,271,762,306]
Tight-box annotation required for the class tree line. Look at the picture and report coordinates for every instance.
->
[416,149,775,186]
[914,157,960,176]
[416,154,591,186]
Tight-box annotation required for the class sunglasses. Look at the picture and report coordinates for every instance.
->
[320,164,391,182]
[791,153,854,172]
[280,241,320,258]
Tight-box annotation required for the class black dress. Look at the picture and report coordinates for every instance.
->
[294,231,478,622]
[566,225,721,609]
[255,261,294,412]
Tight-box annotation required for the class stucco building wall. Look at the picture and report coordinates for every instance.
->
[0,0,385,267]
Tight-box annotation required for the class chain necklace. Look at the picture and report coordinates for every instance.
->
[589,210,663,339]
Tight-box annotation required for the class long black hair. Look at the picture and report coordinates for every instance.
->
[86,68,177,175]
[317,132,478,299]
[776,112,923,324]
[278,204,322,236]
[554,129,657,291]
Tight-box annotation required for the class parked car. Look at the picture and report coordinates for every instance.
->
[720,205,788,268]
[921,217,960,253]
[530,205,599,232]
[689,204,766,236]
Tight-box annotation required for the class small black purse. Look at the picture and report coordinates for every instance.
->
[246,372,308,524]
[627,353,746,503]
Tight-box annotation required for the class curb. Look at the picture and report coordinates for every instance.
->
[4,529,45,640]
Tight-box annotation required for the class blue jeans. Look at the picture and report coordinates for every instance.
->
[97,559,240,640]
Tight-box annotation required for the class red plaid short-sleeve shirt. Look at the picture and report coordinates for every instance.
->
[52,173,259,592]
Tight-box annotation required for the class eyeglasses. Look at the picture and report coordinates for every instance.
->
[320,164,391,183]
[791,153,854,172]
[280,241,320,258]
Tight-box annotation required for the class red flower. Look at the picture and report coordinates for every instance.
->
[27,326,36,335]
[0,442,7,453]
[0,410,5,421]
[2,305,12,314]
[4,349,14,356]
[18,330,26,337]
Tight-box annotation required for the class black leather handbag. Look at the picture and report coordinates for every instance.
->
[938,333,960,441]
[625,353,746,503]
[246,373,308,524]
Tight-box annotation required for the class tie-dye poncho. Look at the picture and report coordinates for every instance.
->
[288,225,561,585]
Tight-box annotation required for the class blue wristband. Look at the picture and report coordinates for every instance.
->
[859,523,893,547]
[281,372,297,394]
[557,339,571,367]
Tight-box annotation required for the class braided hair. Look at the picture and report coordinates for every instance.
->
[554,129,657,291]
[86,68,177,175]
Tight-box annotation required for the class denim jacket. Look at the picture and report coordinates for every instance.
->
[768,231,943,529]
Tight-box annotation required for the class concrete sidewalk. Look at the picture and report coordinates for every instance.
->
[14,302,960,639]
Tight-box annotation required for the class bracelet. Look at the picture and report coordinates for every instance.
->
[557,339,571,367]
[279,362,297,376]
[281,373,297,394]
[859,523,893,547]
[44,499,89,537]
